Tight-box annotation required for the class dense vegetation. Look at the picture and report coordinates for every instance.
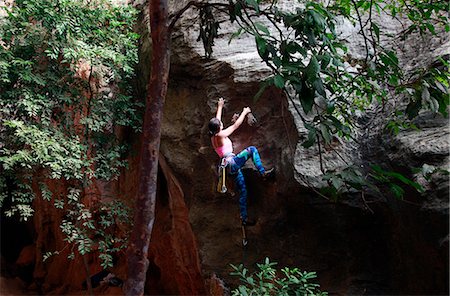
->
[0,0,140,268]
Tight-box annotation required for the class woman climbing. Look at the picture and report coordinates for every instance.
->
[208,97,274,226]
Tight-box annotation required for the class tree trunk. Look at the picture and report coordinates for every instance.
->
[124,0,170,295]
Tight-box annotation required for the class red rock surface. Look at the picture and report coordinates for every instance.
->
[18,151,208,295]
[145,155,206,295]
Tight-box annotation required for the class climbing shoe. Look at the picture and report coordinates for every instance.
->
[262,168,275,180]
[242,218,257,227]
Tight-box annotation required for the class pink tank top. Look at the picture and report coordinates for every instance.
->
[214,137,233,157]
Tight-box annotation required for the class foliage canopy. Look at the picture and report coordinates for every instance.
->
[0,0,140,268]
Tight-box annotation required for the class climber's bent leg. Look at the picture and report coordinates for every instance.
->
[234,146,265,175]
[247,146,265,175]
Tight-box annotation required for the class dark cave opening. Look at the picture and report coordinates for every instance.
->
[1,194,35,285]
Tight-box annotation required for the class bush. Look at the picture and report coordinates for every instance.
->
[230,258,328,296]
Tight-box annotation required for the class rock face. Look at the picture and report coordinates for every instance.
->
[1,1,448,295]
[158,0,449,295]
[146,155,206,295]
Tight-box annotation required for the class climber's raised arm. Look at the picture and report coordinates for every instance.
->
[215,97,224,120]
[219,107,251,137]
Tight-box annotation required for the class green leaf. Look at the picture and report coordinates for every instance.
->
[245,0,260,12]
[40,183,52,201]
[232,2,243,20]
[389,172,423,192]
[389,183,404,199]
[305,56,320,83]
[312,78,326,97]
[302,125,316,148]
[291,80,302,93]
[308,9,326,29]
[229,28,243,44]
[387,50,399,65]
[389,75,399,86]
[320,124,331,143]
[318,54,331,70]
[254,22,270,35]
[437,93,450,117]
[306,29,317,46]
[273,74,285,88]
[300,81,315,114]
[372,22,380,41]
[425,23,435,34]
[255,36,267,58]
[372,165,424,193]
[330,176,343,189]
[238,286,249,296]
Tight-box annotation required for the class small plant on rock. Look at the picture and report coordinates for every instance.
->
[231,258,328,296]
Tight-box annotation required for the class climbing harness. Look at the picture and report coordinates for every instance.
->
[216,153,234,194]
[217,158,227,193]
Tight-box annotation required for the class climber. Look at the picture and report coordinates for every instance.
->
[208,97,274,226]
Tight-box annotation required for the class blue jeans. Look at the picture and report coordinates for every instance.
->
[229,146,266,222]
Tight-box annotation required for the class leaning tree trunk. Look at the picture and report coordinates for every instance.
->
[124,0,170,295]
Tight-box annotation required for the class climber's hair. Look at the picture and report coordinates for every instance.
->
[208,118,221,136]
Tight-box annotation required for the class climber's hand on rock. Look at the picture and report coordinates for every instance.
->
[243,107,251,115]
[218,97,225,107]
